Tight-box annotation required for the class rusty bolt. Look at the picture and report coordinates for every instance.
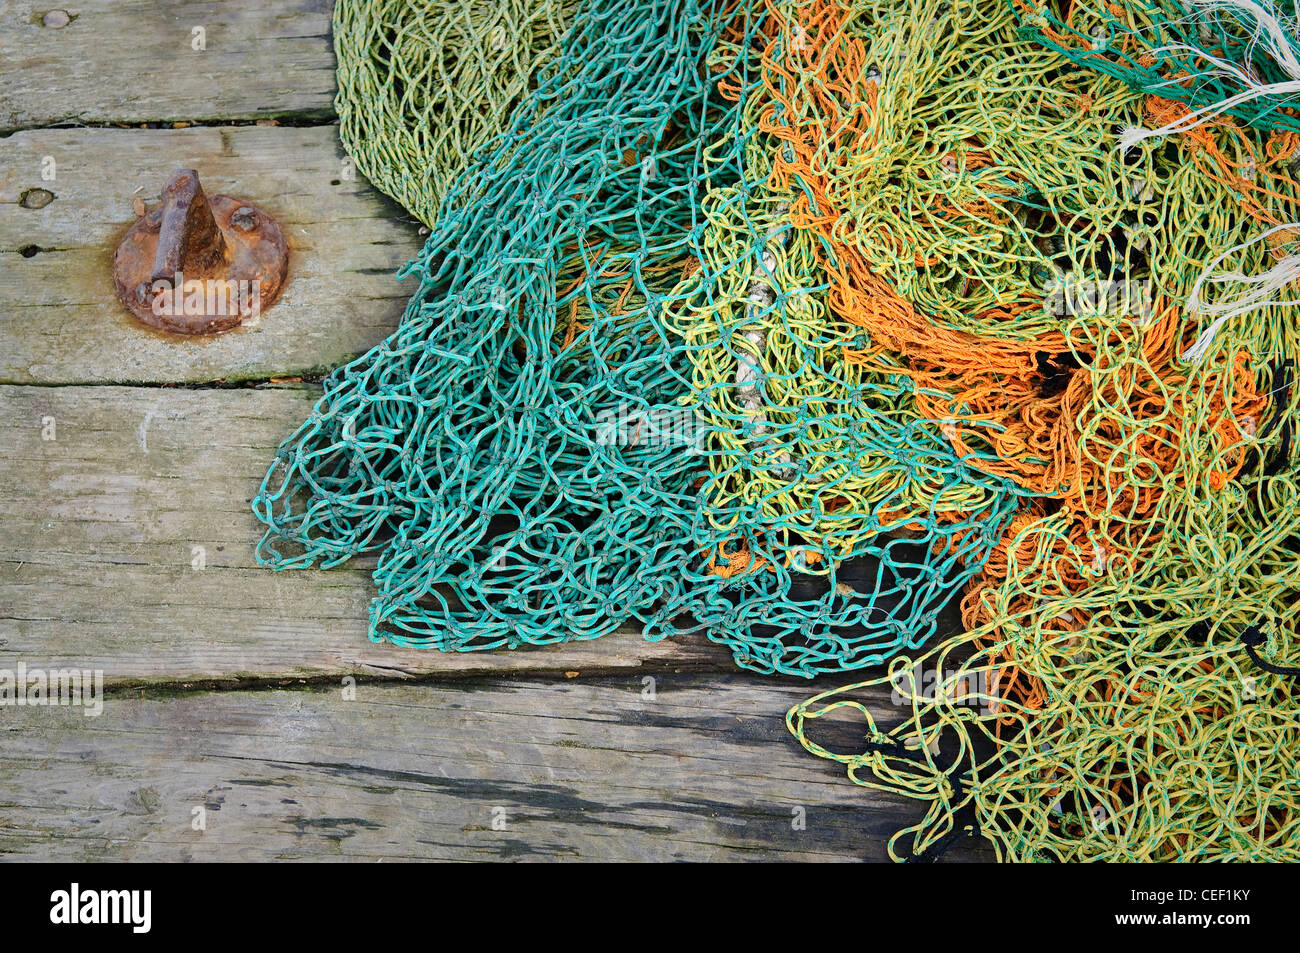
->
[112,169,288,335]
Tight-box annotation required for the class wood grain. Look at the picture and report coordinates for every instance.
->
[0,383,733,684]
[0,125,424,384]
[0,676,991,861]
[0,0,336,132]
[0,0,986,864]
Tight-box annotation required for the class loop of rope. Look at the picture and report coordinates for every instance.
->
[1240,624,1300,677]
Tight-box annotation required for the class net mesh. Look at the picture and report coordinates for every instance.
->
[1013,0,1300,138]
[333,0,575,225]
[780,0,1300,860]
[256,0,1300,857]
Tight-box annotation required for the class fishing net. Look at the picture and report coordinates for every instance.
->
[256,0,1045,677]
[257,0,758,655]
[1013,0,1300,143]
[783,0,1300,860]
[788,471,1300,860]
[658,4,1033,672]
[257,0,1300,858]
[333,0,575,225]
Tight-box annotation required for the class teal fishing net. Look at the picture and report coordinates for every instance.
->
[253,0,1027,676]
[1013,0,1300,135]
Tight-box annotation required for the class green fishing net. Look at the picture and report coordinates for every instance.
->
[254,0,1044,676]
[1012,0,1300,136]
[333,0,575,225]
[258,0,753,652]
[779,0,1300,860]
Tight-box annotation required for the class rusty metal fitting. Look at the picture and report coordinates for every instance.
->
[112,169,288,335]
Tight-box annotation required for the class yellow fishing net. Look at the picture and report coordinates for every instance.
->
[264,0,1300,859]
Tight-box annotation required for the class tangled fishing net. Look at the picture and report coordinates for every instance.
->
[1016,0,1300,143]
[257,0,1032,676]
[332,0,576,225]
[779,0,1300,860]
[254,0,1300,858]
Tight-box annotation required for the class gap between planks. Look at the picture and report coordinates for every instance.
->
[0,675,992,862]
[0,0,339,134]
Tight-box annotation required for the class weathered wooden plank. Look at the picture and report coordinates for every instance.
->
[0,383,732,683]
[0,125,423,384]
[0,676,990,861]
[0,0,336,132]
